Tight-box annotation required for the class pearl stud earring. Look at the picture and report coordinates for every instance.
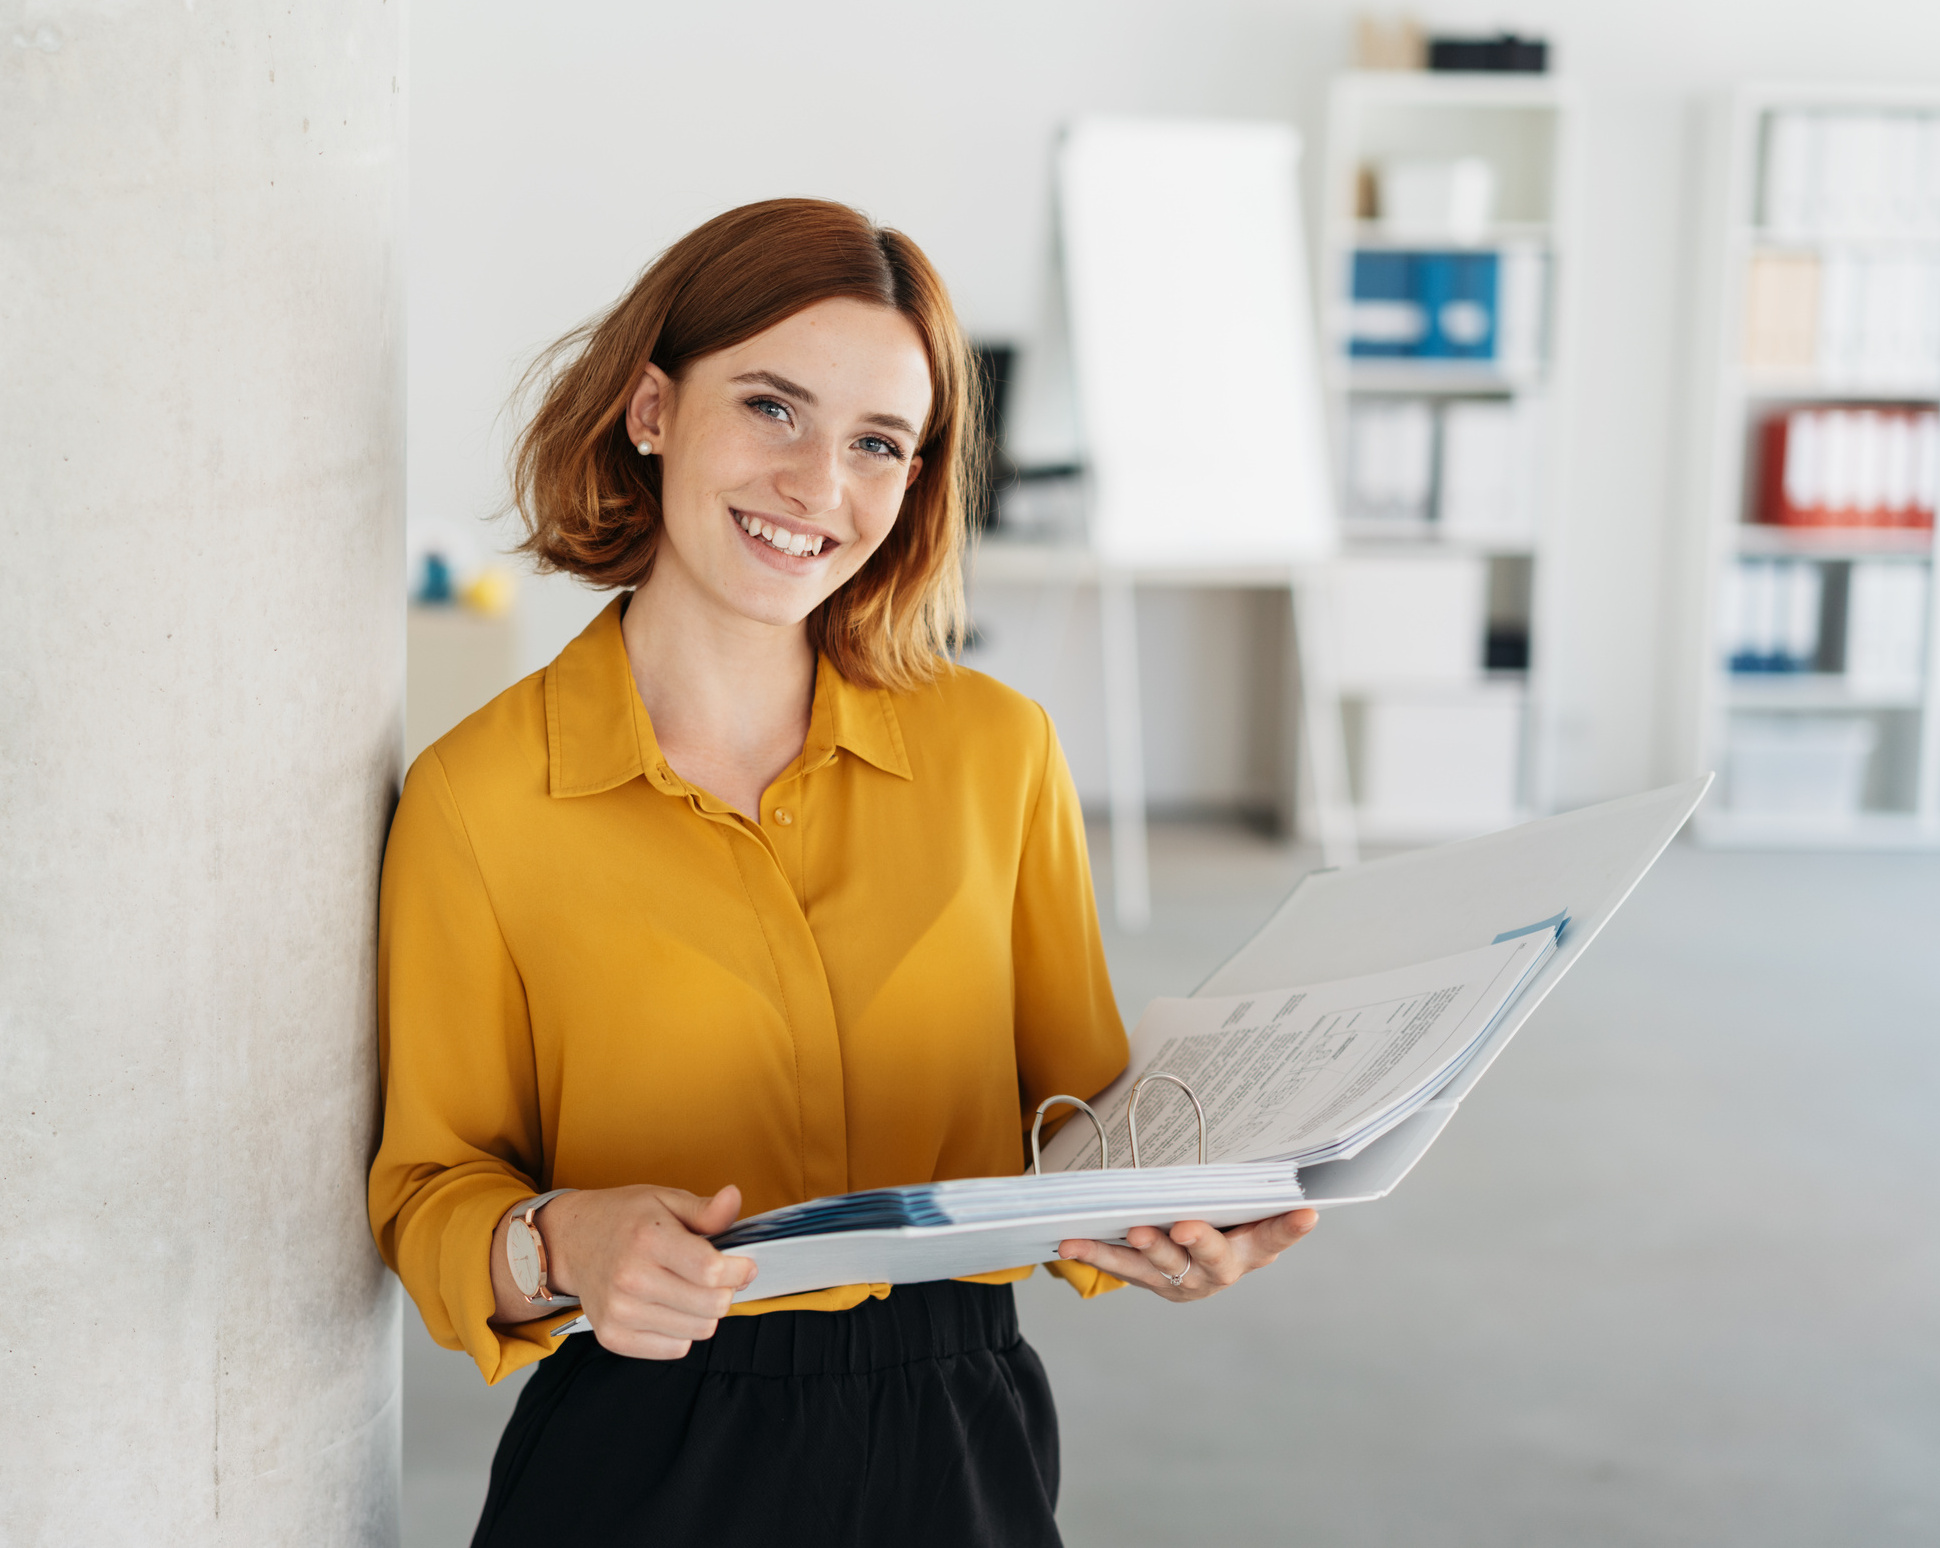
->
[636,439,653,456]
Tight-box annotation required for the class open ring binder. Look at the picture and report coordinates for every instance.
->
[1031,1073,1211,1173]
[571,780,1706,1317]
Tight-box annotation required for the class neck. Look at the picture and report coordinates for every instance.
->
[620,554,817,818]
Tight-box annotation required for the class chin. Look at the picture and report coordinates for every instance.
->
[719,576,828,631]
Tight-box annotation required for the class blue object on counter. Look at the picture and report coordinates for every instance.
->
[418,552,455,604]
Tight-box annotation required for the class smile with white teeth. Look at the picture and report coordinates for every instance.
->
[735,511,826,557]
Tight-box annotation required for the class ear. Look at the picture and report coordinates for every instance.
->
[626,362,675,444]
[904,453,923,491]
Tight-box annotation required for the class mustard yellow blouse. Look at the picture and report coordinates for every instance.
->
[369,598,1130,1383]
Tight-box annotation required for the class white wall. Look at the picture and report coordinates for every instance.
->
[6,4,405,1539]
[410,0,1940,810]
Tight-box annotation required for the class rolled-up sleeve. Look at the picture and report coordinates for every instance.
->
[368,749,575,1384]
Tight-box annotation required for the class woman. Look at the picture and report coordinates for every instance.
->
[369,198,1317,1546]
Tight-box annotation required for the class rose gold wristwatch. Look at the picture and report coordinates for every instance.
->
[506,1189,580,1307]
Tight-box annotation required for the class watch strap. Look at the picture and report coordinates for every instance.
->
[508,1188,581,1308]
[511,1187,577,1223]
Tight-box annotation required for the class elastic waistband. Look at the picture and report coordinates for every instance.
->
[579,1280,1021,1379]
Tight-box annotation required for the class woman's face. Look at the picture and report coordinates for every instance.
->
[627,297,933,630]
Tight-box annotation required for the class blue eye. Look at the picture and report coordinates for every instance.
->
[857,435,905,461]
[748,396,791,424]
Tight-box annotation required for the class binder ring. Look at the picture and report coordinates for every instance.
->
[1127,1073,1208,1169]
[1031,1094,1109,1175]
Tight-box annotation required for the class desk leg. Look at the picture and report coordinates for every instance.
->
[1290,572,1359,869]
[1099,573,1151,929]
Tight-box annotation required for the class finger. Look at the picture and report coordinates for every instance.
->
[1221,1208,1319,1260]
[626,1207,749,1290]
[657,1183,743,1238]
[694,1184,743,1235]
[602,1297,722,1343]
[655,1186,754,1288]
[1057,1237,1186,1293]
[1167,1220,1244,1286]
[596,1327,695,1361]
[613,1262,739,1320]
[1126,1225,1196,1282]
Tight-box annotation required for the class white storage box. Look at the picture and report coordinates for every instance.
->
[1349,686,1525,837]
[1726,716,1877,817]
[1378,157,1497,243]
[1330,555,1488,689]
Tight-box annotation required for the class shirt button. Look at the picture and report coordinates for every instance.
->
[772,808,793,825]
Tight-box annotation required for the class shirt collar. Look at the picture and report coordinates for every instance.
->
[545,595,912,799]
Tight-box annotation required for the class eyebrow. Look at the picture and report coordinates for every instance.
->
[730,369,921,439]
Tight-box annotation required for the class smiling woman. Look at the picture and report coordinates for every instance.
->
[510,198,974,693]
[368,198,1315,1548]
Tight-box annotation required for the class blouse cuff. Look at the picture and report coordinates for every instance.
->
[431,1178,576,1385]
[1044,1257,1126,1298]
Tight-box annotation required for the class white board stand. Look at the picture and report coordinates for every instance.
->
[1050,116,1351,926]
[1096,570,1152,927]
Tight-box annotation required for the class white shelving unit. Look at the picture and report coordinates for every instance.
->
[1675,83,1940,849]
[1318,71,1578,843]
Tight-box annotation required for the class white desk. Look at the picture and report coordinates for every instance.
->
[968,538,1358,927]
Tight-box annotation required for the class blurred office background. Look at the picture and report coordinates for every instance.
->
[401,3,1940,1544]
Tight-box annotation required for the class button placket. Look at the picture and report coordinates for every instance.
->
[765,777,808,908]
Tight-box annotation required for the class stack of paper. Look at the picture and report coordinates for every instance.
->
[1035,928,1557,1175]
[715,1165,1308,1251]
[612,1165,1311,1309]
[550,1162,1311,1331]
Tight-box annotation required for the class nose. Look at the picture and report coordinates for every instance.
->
[773,431,842,517]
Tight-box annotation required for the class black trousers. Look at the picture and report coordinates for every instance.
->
[471,1280,1062,1547]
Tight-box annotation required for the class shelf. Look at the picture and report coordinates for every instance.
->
[1334,71,1567,110]
[1732,525,1934,559]
[1740,227,1940,251]
[968,540,1302,589]
[971,533,1545,582]
[1342,529,1538,557]
[1737,374,1940,403]
[1349,220,1550,250]
[1341,675,1528,701]
[1683,86,1940,853]
[1323,68,1574,824]
[1693,809,1940,850]
[1724,674,1925,711]
[1334,360,1540,394]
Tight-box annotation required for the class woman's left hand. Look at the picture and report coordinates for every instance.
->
[1056,1209,1318,1301]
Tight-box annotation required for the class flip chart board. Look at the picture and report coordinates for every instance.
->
[1059,116,1337,566]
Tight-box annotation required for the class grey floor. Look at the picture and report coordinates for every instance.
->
[403,821,1940,1547]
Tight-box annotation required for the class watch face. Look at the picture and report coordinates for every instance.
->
[507,1218,543,1298]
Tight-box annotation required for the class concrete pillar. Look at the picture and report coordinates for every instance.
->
[2,5,404,1543]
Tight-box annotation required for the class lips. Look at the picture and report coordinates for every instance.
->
[733,510,831,559]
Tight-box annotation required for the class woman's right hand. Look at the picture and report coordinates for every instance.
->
[491,1184,756,1359]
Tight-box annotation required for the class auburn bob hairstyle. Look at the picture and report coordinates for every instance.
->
[510,198,979,693]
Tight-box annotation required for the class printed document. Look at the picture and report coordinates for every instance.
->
[1037,930,1556,1173]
